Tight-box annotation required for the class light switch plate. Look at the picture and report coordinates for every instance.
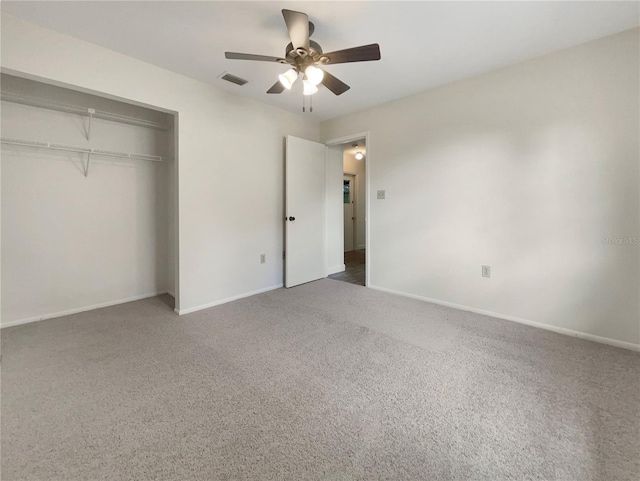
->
[377,190,386,199]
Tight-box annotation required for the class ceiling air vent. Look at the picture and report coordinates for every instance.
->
[221,73,248,86]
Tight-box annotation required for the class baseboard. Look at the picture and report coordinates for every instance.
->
[166,290,175,298]
[1,291,169,329]
[327,264,346,276]
[368,284,640,352]
[175,283,283,315]
[356,244,366,250]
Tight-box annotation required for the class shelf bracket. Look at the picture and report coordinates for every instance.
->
[87,108,95,141]
[85,152,92,177]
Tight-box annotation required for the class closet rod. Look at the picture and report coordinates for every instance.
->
[1,91,170,131]
[1,138,172,163]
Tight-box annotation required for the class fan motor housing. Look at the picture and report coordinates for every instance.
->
[285,40,323,58]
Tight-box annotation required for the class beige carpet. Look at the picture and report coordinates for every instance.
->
[2,279,639,480]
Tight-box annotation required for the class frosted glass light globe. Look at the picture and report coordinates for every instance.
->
[305,66,324,86]
[278,69,298,89]
[303,79,318,96]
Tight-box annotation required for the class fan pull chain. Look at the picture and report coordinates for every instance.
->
[300,95,314,113]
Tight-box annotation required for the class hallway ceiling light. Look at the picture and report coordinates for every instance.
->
[355,152,364,160]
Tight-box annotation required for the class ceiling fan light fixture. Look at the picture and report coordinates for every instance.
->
[355,152,364,160]
[305,65,324,86]
[303,78,318,96]
[224,9,381,103]
[278,68,298,89]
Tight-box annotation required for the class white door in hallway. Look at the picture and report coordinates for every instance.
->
[343,175,355,252]
[285,135,327,287]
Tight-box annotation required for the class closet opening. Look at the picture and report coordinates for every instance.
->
[1,72,179,326]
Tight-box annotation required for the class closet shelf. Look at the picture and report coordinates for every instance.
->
[1,137,173,163]
[1,91,170,131]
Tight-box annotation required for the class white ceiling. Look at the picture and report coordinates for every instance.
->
[2,1,638,121]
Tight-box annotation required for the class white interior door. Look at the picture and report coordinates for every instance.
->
[343,175,355,252]
[285,135,327,287]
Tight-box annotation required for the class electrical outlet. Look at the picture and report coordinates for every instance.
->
[260,254,266,264]
[482,265,491,278]
[377,190,386,199]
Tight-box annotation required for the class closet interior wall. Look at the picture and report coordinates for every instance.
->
[1,73,176,325]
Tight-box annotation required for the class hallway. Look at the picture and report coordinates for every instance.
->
[328,249,365,286]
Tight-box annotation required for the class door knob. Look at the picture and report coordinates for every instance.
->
[288,216,296,221]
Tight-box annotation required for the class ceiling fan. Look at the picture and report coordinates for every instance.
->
[224,9,381,98]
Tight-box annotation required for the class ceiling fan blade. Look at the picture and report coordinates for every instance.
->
[267,81,286,94]
[323,44,381,64]
[321,70,350,96]
[225,52,287,63]
[282,9,309,51]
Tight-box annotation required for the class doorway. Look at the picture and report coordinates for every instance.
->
[329,140,366,286]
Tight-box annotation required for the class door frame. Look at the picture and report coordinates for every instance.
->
[324,131,370,287]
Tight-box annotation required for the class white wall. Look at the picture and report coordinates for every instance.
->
[321,28,640,348]
[343,149,366,250]
[1,12,319,319]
